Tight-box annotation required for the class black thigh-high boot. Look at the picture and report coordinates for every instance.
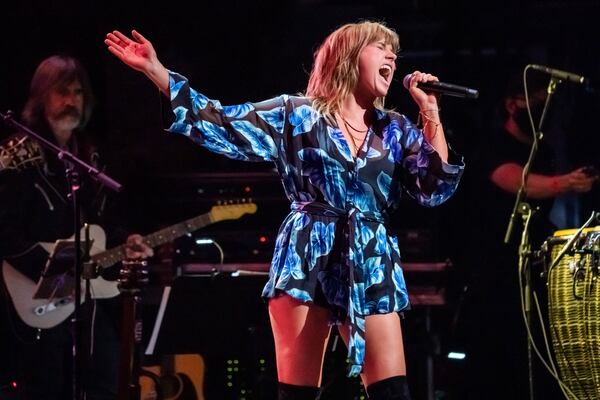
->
[278,382,321,400]
[366,376,411,400]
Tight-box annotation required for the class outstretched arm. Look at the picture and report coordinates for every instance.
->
[106,31,287,162]
[105,30,169,96]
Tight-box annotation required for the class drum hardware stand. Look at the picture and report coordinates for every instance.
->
[0,111,123,400]
[546,211,600,276]
[117,260,149,400]
[592,242,600,278]
[503,70,564,400]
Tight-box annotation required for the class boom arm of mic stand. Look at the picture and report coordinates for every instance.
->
[1,111,122,192]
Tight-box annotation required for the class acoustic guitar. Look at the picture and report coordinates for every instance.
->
[140,354,205,400]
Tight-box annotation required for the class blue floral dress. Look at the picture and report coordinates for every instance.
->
[166,71,464,376]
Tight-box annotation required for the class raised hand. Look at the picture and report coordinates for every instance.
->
[406,71,441,110]
[105,30,169,94]
[406,70,448,161]
[105,30,155,73]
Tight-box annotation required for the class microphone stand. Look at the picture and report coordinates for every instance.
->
[518,203,536,400]
[502,71,561,400]
[0,111,122,400]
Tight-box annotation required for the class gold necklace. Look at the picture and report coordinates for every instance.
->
[340,119,366,154]
[339,115,369,134]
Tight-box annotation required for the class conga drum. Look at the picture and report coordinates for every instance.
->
[546,227,600,399]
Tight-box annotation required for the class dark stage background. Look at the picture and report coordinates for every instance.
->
[1,1,600,399]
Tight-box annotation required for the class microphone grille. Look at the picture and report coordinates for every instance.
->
[402,73,413,89]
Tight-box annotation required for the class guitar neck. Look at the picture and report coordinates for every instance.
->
[145,213,213,249]
[92,212,214,269]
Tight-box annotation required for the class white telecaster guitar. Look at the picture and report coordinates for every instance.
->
[2,203,257,329]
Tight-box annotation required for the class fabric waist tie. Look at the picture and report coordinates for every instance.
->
[290,201,386,376]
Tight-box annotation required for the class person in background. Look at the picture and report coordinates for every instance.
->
[464,70,597,399]
[489,72,596,245]
[0,55,153,400]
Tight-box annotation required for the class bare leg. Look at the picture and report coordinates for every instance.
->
[338,312,406,386]
[268,294,332,386]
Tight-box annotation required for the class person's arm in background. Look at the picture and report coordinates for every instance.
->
[491,163,597,199]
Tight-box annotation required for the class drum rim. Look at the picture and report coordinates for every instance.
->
[553,226,600,237]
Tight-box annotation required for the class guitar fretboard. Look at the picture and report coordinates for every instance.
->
[92,213,213,269]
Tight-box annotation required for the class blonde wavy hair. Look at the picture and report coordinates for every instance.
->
[306,21,399,123]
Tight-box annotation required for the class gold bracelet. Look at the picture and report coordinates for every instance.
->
[419,111,441,126]
[417,109,440,126]
[419,111,441,141]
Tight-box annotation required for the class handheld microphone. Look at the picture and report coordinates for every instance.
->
[529,64,588,85]
[403,74,479,99]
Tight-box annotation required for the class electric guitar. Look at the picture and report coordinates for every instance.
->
[2,202,257,329]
